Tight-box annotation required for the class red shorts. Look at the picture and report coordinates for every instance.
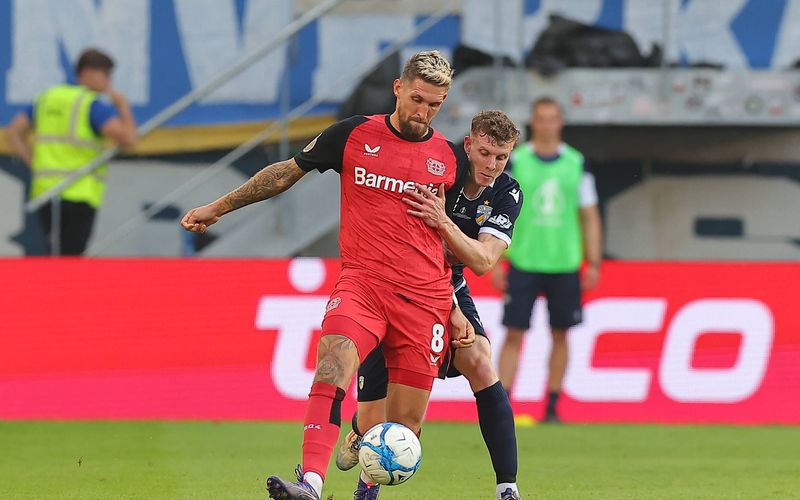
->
[321,269,452,391]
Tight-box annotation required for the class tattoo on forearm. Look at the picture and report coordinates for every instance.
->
[219,159,304,213]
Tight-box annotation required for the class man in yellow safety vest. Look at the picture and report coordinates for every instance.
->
[7,48,137,255]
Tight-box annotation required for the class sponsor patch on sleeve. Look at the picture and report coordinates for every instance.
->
[487,213,512,229]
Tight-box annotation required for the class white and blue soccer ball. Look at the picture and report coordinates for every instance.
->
[358,422,422,486]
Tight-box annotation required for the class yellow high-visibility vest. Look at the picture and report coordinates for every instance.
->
[31,84,107,208]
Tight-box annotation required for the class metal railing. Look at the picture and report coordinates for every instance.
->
[25,0,348,247]
[88,0,460,256]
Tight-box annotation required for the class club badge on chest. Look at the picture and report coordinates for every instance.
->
[476,204,493,226]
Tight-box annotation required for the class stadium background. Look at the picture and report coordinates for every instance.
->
[0,3,799,496]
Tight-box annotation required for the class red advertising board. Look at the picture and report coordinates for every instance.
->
[0,259,797,423]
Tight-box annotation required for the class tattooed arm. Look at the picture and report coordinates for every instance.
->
[181,158,307,233]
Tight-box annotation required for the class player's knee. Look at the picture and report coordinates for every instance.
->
[470,360,497,388]
[456,340,496,387]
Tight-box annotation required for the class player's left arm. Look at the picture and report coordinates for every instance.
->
[439,227,508,276]
[444,178,522,275]
[405,181,519,275]
[580,204,602,290]
[579,161,603,291]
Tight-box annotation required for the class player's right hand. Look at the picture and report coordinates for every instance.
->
[180,204,221,233]
[449,306,475,349]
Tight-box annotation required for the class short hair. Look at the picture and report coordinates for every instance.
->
[401,50,454,89]
[471,110,520,147]
[532,96,562,114]
[75,48,115,75]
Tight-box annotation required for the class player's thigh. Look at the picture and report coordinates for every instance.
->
[543,272,583,330]
[454,282,485,339]
[357,346,389,403]
[322,275,387,362]
[385,382,431,433]
[382,292,452,387]
[502,265,543,330]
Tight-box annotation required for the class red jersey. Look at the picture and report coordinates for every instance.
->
[295,115,463,301]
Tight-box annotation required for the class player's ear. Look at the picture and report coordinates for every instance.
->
[463,135,472,153]
[393,79,401,97]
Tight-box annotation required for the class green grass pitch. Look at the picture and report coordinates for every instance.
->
[1,421,798,499]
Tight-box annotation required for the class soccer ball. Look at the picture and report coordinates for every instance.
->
[358,422,422,486]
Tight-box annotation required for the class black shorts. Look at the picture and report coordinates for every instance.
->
[502,264,582,331]
[356,282,486,402]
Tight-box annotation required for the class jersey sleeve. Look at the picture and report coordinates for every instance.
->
[293,116,366,174]
[480,174,523,247]
[579,159,598,207]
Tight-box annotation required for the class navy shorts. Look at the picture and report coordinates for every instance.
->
[357,282,486,402]
[502,264,583,331]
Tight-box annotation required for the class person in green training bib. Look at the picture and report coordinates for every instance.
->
[492,97,602,423]
[7,48,138,256]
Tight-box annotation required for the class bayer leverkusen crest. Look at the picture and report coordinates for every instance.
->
[426,158,445,176]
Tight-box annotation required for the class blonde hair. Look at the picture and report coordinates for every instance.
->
[401,50,454,89]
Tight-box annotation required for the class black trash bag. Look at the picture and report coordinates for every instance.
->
[452,44,517,74]
[524,14,662,75]
[337,52,401,119]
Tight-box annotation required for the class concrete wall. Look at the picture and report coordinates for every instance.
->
[605,175,800,260]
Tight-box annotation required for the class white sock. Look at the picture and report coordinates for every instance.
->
[360,470,374,485]
[496,482,519,499]
[303,471,323,498]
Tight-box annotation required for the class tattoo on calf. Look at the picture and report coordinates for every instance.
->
[316,356,345,385]
[314,335,357,385]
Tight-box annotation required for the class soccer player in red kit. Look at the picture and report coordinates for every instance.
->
[181,51,474,500]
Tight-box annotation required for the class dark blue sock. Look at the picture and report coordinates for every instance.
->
[475,381,518,484]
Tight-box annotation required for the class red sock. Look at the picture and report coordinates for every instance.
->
[302,381,346,480]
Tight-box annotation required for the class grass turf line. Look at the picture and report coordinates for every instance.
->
[0,421,798,499]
